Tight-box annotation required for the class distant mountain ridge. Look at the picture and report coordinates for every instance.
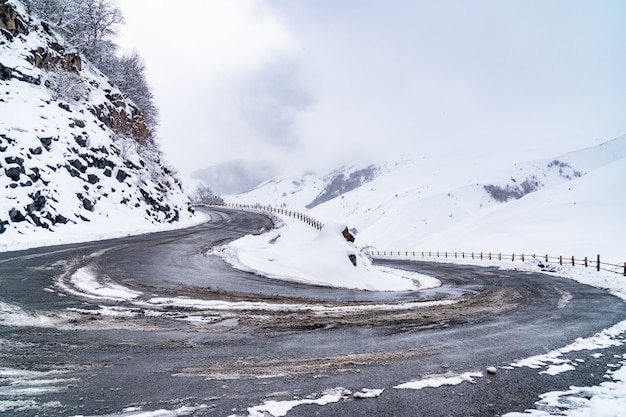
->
[0,0,194,239]
[227,134,626,261]
[191,160,275,195]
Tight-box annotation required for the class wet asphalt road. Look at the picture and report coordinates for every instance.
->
[1,207,625,416]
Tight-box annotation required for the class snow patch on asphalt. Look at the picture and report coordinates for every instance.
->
[0,301,65,328]
[63,265,142,301]
[0,367,76,413]
[73,404,210,416]
[243,387,356,417]
[141,296,457,313]
[510,319,626,375]
[394,372,483,390]
[504,354,626,417]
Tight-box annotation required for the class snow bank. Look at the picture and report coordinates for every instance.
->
[213,215,440,292]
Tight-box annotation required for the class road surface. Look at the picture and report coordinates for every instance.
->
[1,207,625,416]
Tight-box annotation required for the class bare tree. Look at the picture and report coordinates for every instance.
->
[45,67,89,102]
[190,185,225,206]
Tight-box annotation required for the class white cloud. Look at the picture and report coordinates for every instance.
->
[116,0,626,180]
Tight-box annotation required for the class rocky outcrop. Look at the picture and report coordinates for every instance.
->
[89,95,152,142]
[342,227,355,242]
[0,0,28,39]
[307,165,379,209]
[32,44,82,72]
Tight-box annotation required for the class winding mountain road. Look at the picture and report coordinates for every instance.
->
[1,207,625,416]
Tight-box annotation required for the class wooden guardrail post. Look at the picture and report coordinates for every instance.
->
[512,253,515,262]
[559,256,562,265]
[572,256,575,266]
[597,254,600,272]
[584,257,588,267]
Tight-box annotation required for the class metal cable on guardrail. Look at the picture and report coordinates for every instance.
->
[368,250,626,276]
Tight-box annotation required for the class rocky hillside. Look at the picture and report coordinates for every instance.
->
[0,0,195,241]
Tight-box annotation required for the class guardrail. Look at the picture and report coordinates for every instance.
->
[223,203,324,230]
[369,250,626,276]
[216,203,624,276]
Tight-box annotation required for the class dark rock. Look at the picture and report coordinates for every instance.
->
[9,208,25,222]
[0,61,12,79]
[124,160,140,170]
[65,165,81,177]
[116,169,129,182]
[28,213,43,227]
[74,135,87,147]
[27,192,46,212]
[4,156,23,165]
[27,167,41,182]
[348,254,357,267]
[82,198,94,211]
[95,157,113,170]
[54,214,68,224]
[29,146,43,155]
[69,159,87,173]
[87,174,99,184]
[342,227,355,243]
[39,136,53,150]
[5,166,21,181]
[58,102,70,112]
[103,168,112,177]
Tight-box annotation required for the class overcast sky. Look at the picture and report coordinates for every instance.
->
[116,0,626,180]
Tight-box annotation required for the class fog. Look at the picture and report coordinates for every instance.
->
[117,0,626,183]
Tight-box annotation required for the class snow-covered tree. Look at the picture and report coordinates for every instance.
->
[25,0,159,130]
[107,51,159,127]
[45,67,89,102]
[190,185,225,206]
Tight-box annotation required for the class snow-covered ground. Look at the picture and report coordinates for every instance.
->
[228,135,626,265]
[211,215,439,291]
[0,209,210,253]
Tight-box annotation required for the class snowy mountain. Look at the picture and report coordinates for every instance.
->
[190,160,276,195]
[227,135,626,262]
[0,0,195,248]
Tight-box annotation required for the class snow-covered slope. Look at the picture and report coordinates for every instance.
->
[0,0,197,250]
[228,135,626,263]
